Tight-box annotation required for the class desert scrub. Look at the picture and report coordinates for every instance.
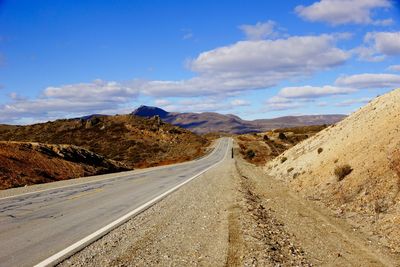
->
[334,164,352,181]
[281,156,287,163]
[317,147,323,154]
[278,132,287,140]
[287,167,294,173]
[246,149,256,159]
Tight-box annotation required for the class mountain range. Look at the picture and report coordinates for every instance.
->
[131,105,346,134]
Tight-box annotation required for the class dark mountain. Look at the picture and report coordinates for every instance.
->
[132,105,346,134]
[132,105,169,118]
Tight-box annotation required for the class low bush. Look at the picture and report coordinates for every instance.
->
[281,156,287,163]
[334,164,352,181]
[246,149,256,159]
[317,147,323,154]
[278,132,287,140]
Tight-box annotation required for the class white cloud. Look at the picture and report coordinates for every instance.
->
[355,31,400,61]
[335,97,372,106]
[387,65,400,71]
[335,73,400,89]
[159,98,240,113]
[238,20,278,40]
[265,96,305,111]
[278,85,355,98]
[230,99,250,106]
[0,34,350,123]
[44,79,138,101]
[0,80,139,123]
[295,0,393,26]
[190,35,348,75]
[133,34,349,98]
[154,99,171,106]
[265,84,356,111]
[365,32,400,55]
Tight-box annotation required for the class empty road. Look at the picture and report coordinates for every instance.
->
[0,138,231,267]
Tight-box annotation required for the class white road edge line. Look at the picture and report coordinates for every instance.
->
[34,138,231,267]
[0,138,222,201]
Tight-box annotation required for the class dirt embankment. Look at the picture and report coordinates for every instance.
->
[0,114,209,169]
[0,142,129,190]
[236,125,327,166]
[266,88,400,254]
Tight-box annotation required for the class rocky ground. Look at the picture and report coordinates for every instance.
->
[0,114,209,169]
[58,141,399,266]
[0,141,128,189]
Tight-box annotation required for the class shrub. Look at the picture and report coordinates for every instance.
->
[263,135,269,141]
[246,149,256,159]
[287,167,294,173]
[281,156,287,163]
[334,164,352,181]
[278,132,287,140]
[317,147,323,154]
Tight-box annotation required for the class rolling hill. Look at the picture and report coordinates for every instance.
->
[132,105,345,134]
[0,114,209,169]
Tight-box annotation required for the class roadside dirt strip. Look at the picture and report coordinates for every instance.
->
[60,145,399,266]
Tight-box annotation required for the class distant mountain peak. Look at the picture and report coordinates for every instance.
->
[132,105,169,118]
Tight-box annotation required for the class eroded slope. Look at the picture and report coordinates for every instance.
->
[0,142,128,189]
[266,88,400,252]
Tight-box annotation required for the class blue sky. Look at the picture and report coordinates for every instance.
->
[0,0,400,124]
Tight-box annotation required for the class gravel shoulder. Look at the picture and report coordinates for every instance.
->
[59,140,399,266]
[59,144,236,267]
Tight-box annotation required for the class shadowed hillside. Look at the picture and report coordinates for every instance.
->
[0,114,209,169]
[0,142,129,189]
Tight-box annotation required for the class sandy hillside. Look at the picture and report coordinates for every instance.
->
[0,142,129,190]
[265,88,400,252]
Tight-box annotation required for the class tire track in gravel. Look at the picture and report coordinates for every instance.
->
[226,158,311,266]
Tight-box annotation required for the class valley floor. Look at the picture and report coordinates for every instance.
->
[59,143,400,266]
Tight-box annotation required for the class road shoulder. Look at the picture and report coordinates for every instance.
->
[59,152,237,266]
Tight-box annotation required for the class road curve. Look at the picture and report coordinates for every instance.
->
[0,138,232,267]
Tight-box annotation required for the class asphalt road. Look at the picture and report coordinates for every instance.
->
[0,138,231,267]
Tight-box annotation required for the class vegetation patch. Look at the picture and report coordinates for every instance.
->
[334,164,352,181]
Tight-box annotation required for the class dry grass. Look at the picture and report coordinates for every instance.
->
[236,125,327,166]
[0,115,209,169]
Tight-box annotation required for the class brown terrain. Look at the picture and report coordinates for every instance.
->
[132,105,345,134]
[236,125,327,166]
[61,114,400,266]
[3,90,400,265]
[0,142,128,190]
[265,88,400,254]
[0,114,210,189]
[0,114,209,169]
